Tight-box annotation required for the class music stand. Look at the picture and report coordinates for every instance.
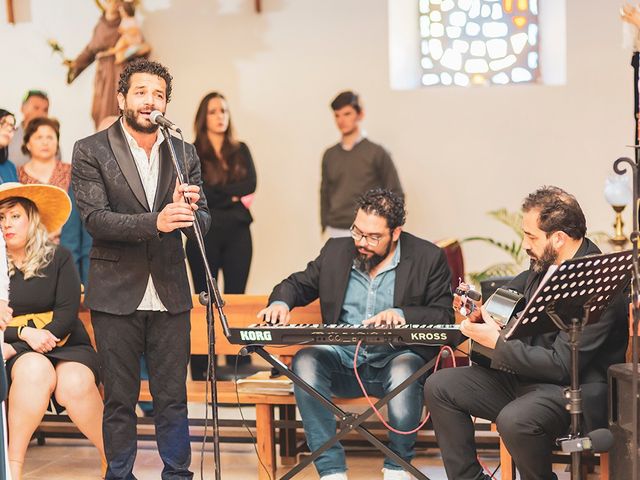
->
[504,249,633,480]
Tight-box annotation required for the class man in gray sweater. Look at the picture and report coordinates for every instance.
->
[320,91,403,237]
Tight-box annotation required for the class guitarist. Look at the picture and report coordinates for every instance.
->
[424,186,628,480]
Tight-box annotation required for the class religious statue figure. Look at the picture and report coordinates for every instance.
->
[63,0,150,129]
[96,1,151,65]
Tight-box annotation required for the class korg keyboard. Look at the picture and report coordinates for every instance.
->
[227,323,465,346]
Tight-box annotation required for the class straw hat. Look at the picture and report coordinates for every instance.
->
[0,183,71,232]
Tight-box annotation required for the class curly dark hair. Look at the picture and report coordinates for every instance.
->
[117,58,173,102]
[356,188,406,230]
[522,186,586,240]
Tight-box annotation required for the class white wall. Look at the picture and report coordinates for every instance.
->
[0,0,634,293]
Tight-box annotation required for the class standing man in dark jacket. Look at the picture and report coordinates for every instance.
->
[320,91,403,238]
[424,186,628,480]
[71,59,210,480]
[260,189,453,480]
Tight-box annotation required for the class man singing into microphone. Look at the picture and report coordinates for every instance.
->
[72,59,210,479]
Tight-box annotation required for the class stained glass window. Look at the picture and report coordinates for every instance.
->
[419,0,539,87]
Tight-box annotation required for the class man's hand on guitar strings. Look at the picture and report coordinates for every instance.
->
[460,305,501,349]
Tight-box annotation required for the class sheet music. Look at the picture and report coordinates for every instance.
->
[504,250,633,340]
[503,265,557,338]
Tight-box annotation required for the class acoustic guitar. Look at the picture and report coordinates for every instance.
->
[468,288,525,368]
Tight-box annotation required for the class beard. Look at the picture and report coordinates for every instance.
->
[527,243,558,273]
[123,106,158,134]
[354,241,393,273]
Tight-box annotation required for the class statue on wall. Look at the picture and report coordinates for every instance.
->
[96,1,151,65]
[62,0,150,129]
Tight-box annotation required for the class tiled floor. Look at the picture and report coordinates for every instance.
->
[20,438,603,480]
[18,398,603,479]
[21,439,494,480]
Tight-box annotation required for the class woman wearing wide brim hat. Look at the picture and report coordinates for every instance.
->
[0,182,105,479]
[0,182,71,232]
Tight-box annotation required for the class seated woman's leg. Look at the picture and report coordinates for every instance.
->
[8,353,56,480]
[53,361,105,460]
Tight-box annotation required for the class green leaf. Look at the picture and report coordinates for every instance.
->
[462,236,524,264]
[462,208,528,284]
[487,208,523,238]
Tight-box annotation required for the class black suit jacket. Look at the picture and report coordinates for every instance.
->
[269,231,454,332]
[490,238,628,429]
[71,120,210,316]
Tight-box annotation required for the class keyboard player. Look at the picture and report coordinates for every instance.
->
[257,188,454,480]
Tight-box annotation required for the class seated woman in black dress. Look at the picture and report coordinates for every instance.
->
[0,183,105,479]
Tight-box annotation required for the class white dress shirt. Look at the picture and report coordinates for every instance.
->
[120,119,167,312]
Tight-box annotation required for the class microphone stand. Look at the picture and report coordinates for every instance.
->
[614,157,640,480]
[160,125,229,480]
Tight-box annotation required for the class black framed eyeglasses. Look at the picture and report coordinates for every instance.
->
[0,119,17,132]
[350,224,383,247]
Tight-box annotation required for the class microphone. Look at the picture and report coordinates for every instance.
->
[150,110,181,132]
[560,428,613,453]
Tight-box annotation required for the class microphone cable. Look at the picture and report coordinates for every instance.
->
[352,339,500,478]
[352,340,457,434]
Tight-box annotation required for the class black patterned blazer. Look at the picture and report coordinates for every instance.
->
[71,119,210,316]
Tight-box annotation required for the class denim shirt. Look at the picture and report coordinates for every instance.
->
[333,240,407,369]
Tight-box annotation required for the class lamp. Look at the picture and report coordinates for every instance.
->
[604,173,633,250]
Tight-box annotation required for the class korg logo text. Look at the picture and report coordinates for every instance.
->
[239,330,272,342]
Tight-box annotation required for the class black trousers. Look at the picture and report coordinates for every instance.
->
[424,365,569,480]
[185,221,252,295]
[186,222,253,377]
[92,310,192,480]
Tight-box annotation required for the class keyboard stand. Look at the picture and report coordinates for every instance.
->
[242,344,442,480]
